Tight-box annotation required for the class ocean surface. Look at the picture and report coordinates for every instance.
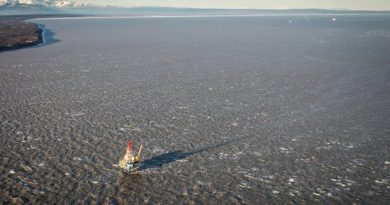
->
[1,15,390,204]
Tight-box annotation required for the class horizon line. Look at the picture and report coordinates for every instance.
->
[2,3,390,12]
[77,5,390,12]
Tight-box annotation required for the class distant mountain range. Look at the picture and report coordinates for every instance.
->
[0,0,79,8]
[0,0,102,14]
[1,1,389,16]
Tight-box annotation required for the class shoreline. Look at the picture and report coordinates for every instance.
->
[36,23,46,46]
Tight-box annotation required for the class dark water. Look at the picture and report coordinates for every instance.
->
[1,15,390,204]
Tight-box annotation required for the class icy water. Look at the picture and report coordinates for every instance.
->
[1,15,390,204]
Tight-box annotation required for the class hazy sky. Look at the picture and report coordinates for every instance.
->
[75,0,390,10]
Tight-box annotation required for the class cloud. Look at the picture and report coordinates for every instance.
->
[275,5,290,10]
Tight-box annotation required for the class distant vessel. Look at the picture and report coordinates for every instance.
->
[118,141,143,173]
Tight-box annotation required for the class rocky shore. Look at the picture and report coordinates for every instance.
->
[0,14,84,52]
[0,19,43,52]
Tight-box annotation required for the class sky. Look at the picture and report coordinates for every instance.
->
[75,0,390,10]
